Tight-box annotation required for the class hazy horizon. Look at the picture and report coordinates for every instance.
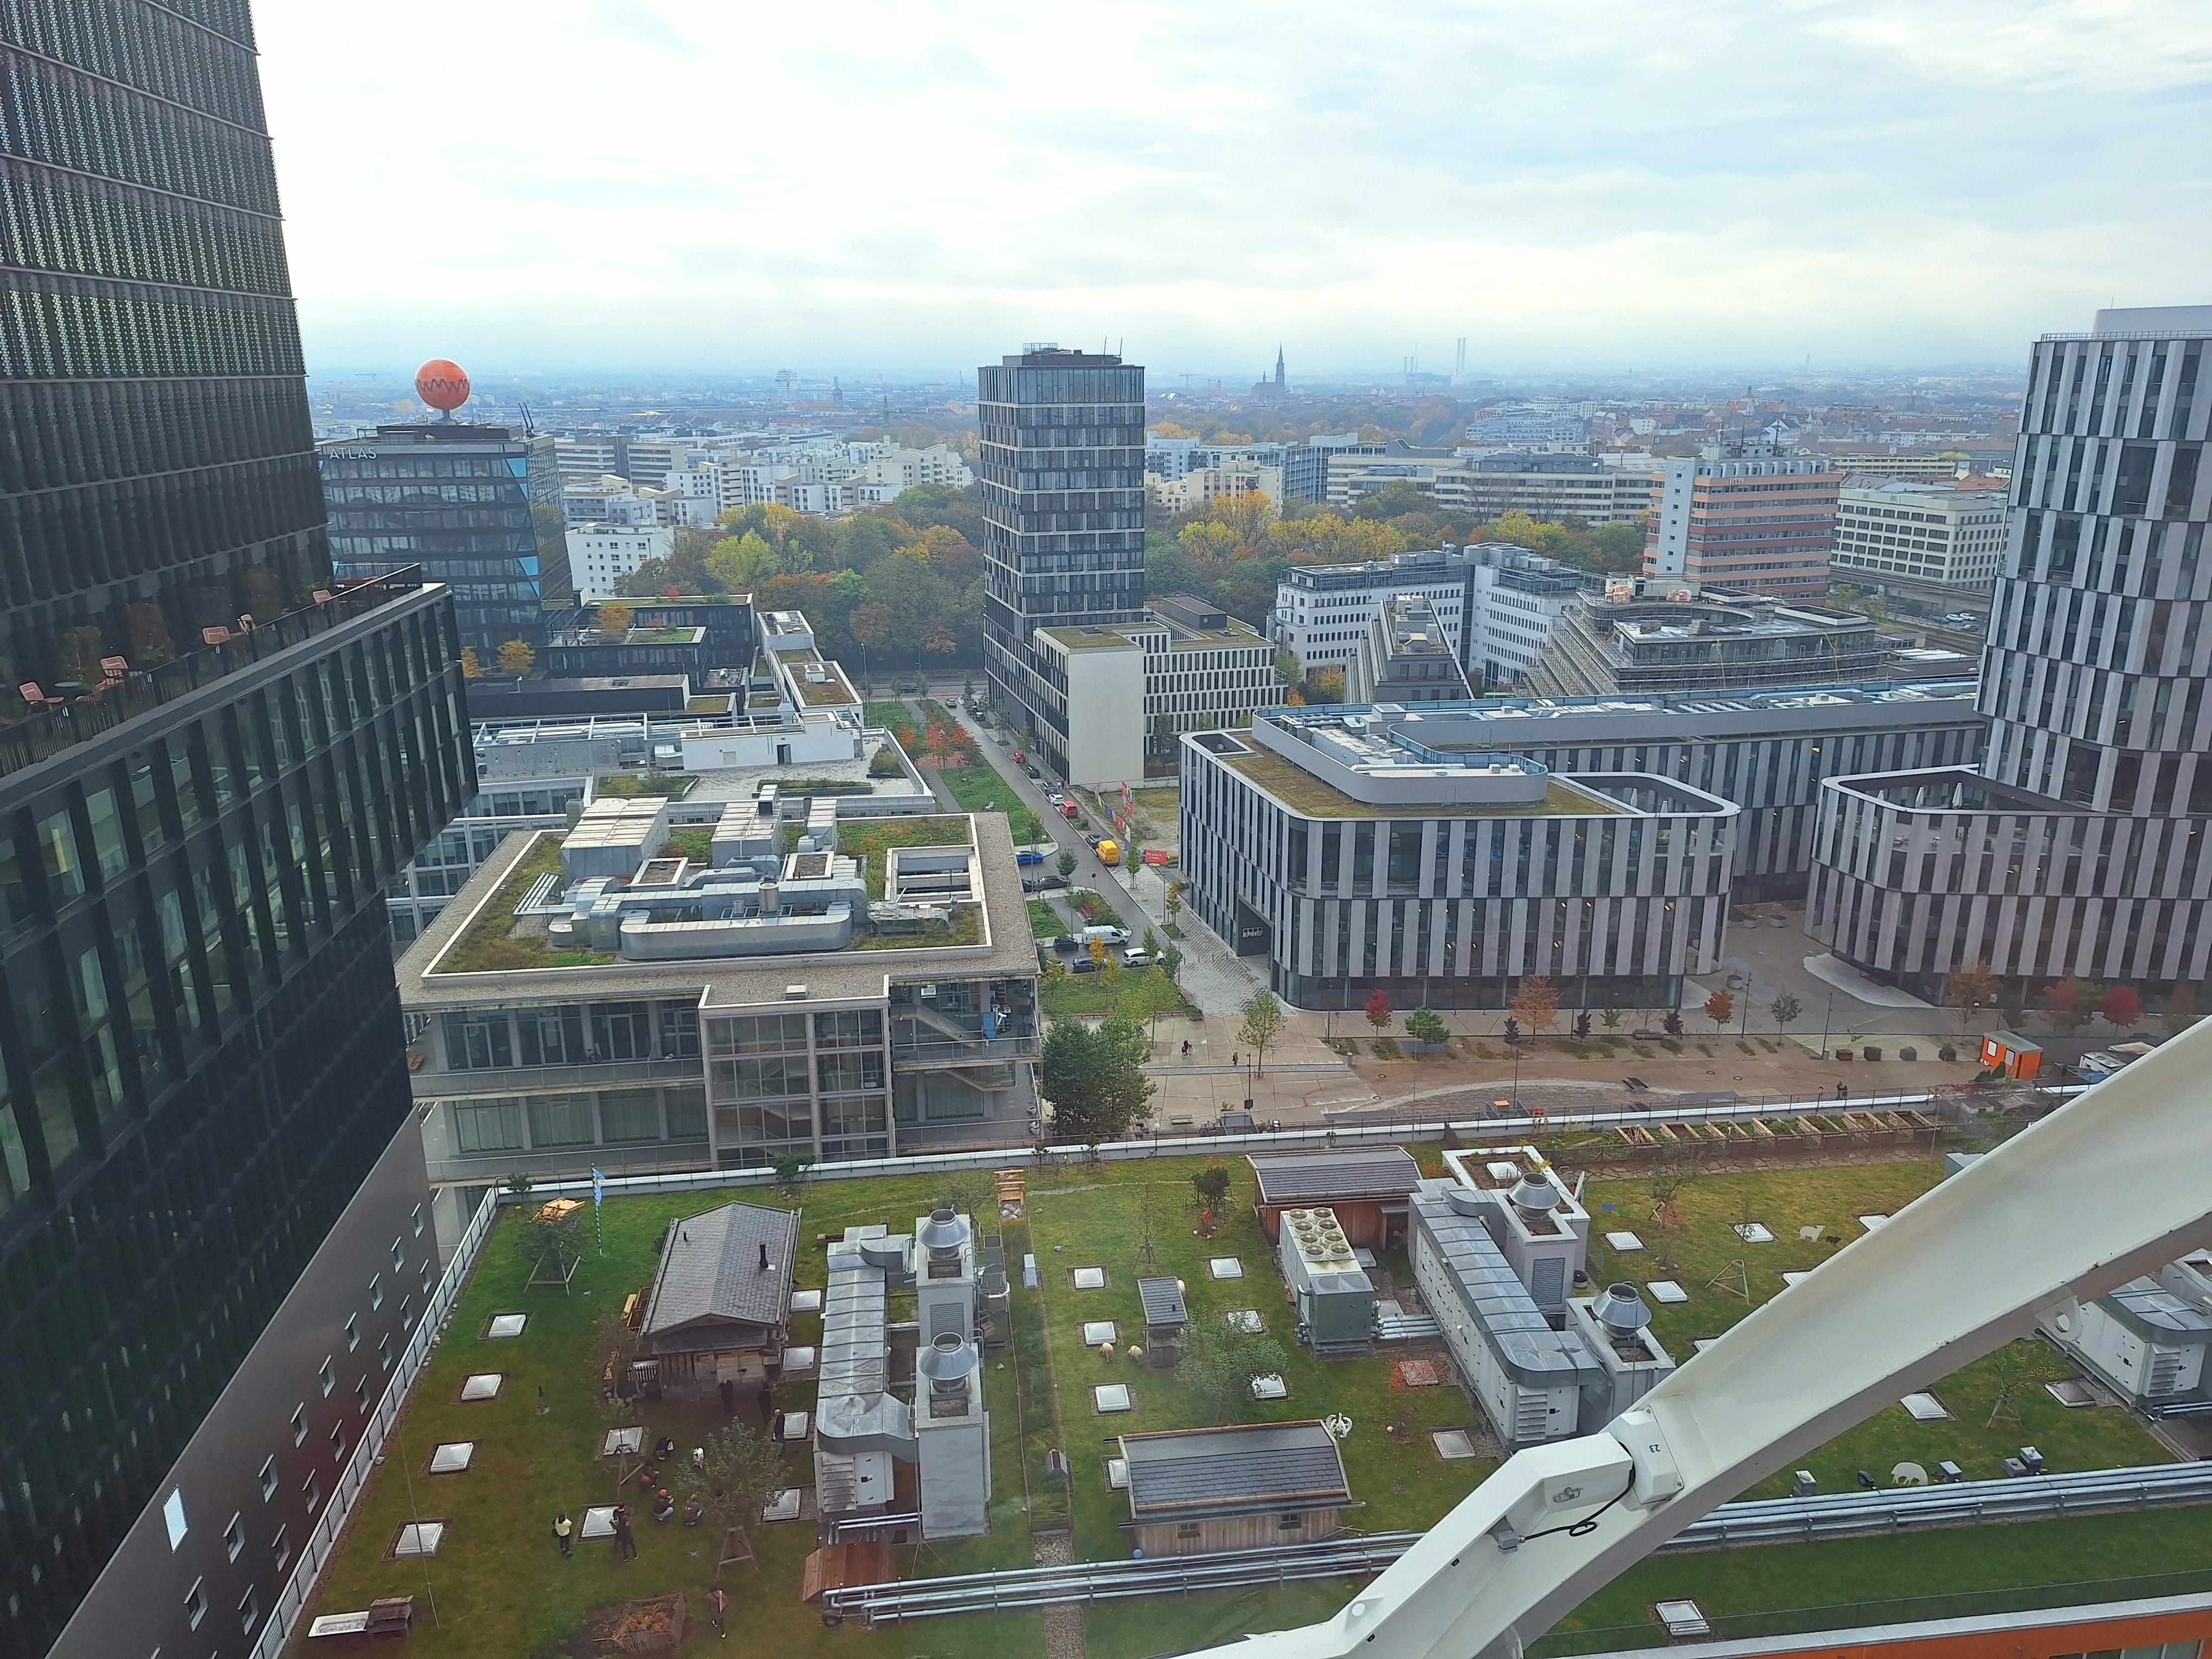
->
[257,0,2212,376]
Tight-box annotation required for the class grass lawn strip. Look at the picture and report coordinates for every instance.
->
[300,1148,2189,1659]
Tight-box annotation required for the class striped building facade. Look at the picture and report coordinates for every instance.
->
[1810,306,2212,1001]
[1180,713,1738,1012]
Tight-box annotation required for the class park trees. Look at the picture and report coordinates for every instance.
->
[1038,1017,1154,1142]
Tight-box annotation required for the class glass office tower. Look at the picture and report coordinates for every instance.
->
[978,347,1147,777]
[323,423,572,657]
[0,4,473,1655]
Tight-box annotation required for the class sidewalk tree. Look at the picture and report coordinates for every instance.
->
[1944,960,1999,1029]
[1056,849,1077,878]
[1364,988,1394,1035]
[1404,1006,1449,1048]
[1572,1010,1592,1040]
[1238,991,1289,1077]
[2041,976,2088,1033]
[1502,1016,1521,1043]
[1661,1009,1685,1038]
[1702,988,1734,1033]
[497,638,535,676]
[2099,984,2142,1032]
[1159,944,1182,982]
[1770,991,1802,1034]
[1598,1006,1622,1031]
[2165,985,2202,1035]
[1509,975,1560,1036]
[1039,1016,1154,1142]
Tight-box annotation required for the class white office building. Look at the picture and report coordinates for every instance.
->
[1274,543,1577,683]
[1149,463,1283,515]
[1831,479,2008,589]
[567,522,675,599]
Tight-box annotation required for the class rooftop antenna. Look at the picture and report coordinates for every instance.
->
[517,401,536,437]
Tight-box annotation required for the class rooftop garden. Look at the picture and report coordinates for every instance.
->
[1225,750,1616,820]
[429,834,616,975]
[838,814,973,899]
[1043,626,1140,649]
[295,1148,2202,1659]
[595,773,697,799]
[936,761,1046,845]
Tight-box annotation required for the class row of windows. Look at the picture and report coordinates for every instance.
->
[439,1000,699,1070]
[450,1086,706,1153]
[0,46,279,214]
[0,455,323,612]
[3,0,267,125]
[0,372,310,496]
[0,268,305,380]
[0,154,290,296]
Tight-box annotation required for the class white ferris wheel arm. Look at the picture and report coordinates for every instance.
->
[1178,1025,2212,1659]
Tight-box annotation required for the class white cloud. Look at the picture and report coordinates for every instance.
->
[253,0,2212,374]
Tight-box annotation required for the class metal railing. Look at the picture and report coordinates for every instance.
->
[823,1465,2212,1625]
[0,567,427,782]
[247,1169,500,1659]
[1527,1572,2212,1657]
[825,1532,1420,1622]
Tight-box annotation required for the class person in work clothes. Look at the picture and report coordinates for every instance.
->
[552,1512,573,1557]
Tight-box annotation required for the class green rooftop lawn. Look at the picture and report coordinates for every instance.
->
[862,700,912,731]
[1040,962,1196,1019]
[297,1172,1043,1659]
[299,1149,2195,1659]
[430,834,617,975]
[853,905,981,950]
[595,773,697,798]
[1576,1162,2175,1494]
[937,762,1046,843]
[1225,750,1615,819]
[838,814,972,899]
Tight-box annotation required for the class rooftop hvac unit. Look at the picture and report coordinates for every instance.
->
[1597,1282,1655,1339]
[1508,1176,1557,1226]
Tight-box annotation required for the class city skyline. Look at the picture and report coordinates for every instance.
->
[253,0,2212,375]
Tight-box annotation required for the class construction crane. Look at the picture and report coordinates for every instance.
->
[1178,1033,2212,1659]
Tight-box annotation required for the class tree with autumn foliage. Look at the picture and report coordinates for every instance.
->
[1364,988,1394,1034]
[2099,985,2142,1032]
[1702,988,1735,1032]
[1509,975,1560,1036]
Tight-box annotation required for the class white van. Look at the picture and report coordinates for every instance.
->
[1079,924,1130,947]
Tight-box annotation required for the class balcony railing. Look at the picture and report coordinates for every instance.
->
[0,566,428,782]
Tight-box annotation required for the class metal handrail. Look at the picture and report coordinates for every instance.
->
[0,567,427,781]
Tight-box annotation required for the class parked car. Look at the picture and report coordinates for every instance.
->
[1084,832,1102,848]
[1059,799,1081,820]
[1122,949,1155,968]
[1069,956,1103,975]
[1022,874,1070,893]
[1015,848,1045,866]
[1080,924,1130,947]
[1010,749,1026,764]
[1023,763,1040,779]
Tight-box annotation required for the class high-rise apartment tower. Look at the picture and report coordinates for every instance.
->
[0,4,472,1655]
[978,347,1147,776]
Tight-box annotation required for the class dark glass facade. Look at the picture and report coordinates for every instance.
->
[1,3,478,1654]
[321,425,573,656]
[978,349,1147,777]
[0,0,333,689]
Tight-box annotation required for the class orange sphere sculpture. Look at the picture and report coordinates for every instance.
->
[414,358,471,413]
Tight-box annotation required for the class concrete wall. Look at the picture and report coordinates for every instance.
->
[1060,646,1146,787]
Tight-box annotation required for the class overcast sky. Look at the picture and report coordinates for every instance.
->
[255,0,2212,380]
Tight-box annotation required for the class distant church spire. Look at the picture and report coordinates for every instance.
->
[1274,345,1285,388]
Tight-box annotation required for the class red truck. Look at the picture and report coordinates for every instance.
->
[1059,799,1080,820]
